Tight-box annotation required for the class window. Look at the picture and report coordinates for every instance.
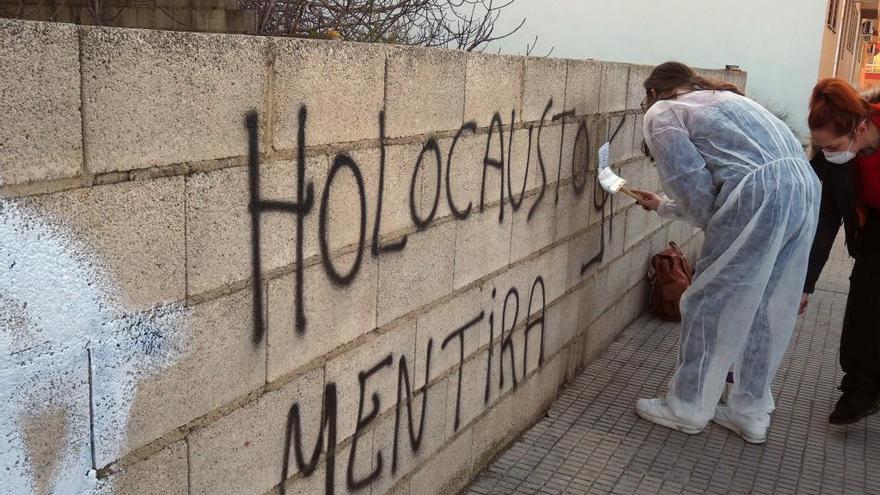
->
[845,3,858,53]
[827,0,840,30]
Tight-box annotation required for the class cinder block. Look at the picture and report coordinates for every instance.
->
[633,114,646,158]
[627,279,651,322]
[626,64,653,110]
[26,176,185,309]
[599,63,630,114]
[97,441,187,495]
[602,213,627,264]
[649,225,670,259]
[506,124,534,202]
[627,238,654,289]
[376,221,455,326]
[311,147,381,255]
[326,320,416,443]
[386,46,466,138]
[0,19,82,185]
[624,205,661,251]
[101,289,265,461]
[471,354,562,465]
[409,427,474,495]
[453,204,513,290]
[605,250,633,303]
[620,156,653,196]
[415,286,486,385]
[385,138,449,234]
[273,38,385,148]
[554,116,583,184]
[80,27,267,173]
[446,351,490,437]
[528,123,563,194]
[370,378,448,494]
[267,251,378,382]
[4,343,90,495]
[338,433,374,495]
[443,131,493,222]
[464,52,523,127]
[669,220,695,247]
[554,182,592,242]
[519,310,548,379]
[279,431,370,495]
[578,266,609,329]
[534,242,571,303]
[188,368,323,495]
[612,164,639,214]
[186,160,301,296]
[523,57,567,123]
[584,300,624,362]
[479,300,550,409]
[509,181,557,264]
[609,113,637,164]
[565,59,601,115]
[542,287,580,361]
[379,479,411,495]
[567,226,601,282]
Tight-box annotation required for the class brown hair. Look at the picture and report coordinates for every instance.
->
[640,62,742,159]
[643,61,744,101]
[808,78,874,136]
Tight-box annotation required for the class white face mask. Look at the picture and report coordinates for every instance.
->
[824,121,865,164]
[824,143,856,164]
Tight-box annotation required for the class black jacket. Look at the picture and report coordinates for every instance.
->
[803,151,862,294]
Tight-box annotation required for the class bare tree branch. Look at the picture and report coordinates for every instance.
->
[238,0,528,51]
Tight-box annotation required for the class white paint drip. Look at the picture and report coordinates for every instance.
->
[0,199,190,494]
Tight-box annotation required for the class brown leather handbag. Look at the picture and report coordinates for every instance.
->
[648,242,694,321]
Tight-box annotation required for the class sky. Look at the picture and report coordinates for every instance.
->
[486,0,829,137]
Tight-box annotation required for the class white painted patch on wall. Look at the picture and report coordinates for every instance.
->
[0,199,190,494]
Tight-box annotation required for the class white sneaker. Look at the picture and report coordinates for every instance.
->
[712,405,768,444]
[635,398,704,435]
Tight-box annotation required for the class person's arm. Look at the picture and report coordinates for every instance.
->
[644,109,717,229]
[803,166,842,295]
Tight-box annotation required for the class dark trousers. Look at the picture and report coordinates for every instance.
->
[840,210,880,397]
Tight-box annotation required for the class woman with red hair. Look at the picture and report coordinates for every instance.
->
[805,78,880,425]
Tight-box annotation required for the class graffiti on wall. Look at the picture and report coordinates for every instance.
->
[242,99,636,494]
[0,88,636,494]
[247,98,626,342]
[0,201,190,494]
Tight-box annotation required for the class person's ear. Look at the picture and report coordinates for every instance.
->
[857,119,869,137]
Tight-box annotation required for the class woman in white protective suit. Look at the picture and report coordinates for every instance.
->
[631,62,821,444]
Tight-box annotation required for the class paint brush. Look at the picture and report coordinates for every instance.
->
[597,162,644,201]
[597,141,644,202]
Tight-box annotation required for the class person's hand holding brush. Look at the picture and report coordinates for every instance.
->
[631,189,662,211]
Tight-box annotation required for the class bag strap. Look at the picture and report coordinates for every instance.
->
[668,241,694,284]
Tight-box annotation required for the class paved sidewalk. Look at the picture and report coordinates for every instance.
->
[465,237,880,495]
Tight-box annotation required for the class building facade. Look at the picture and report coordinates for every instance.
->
[819,0,880,90]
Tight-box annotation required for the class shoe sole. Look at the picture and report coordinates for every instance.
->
[636,407,703,435]
[829,405,880,425]
[712,416,766,444]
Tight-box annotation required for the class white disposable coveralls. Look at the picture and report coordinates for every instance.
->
[643,90,820,429]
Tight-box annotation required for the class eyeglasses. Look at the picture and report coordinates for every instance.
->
[640,95,652,113]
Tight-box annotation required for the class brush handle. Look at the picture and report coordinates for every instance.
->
[619,186,643,201]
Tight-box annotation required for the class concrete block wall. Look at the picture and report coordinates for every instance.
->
[0,18,745,495]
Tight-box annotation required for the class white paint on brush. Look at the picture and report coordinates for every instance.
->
[0,200,189,494]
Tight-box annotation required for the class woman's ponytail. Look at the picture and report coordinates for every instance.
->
[809,78,873,135]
